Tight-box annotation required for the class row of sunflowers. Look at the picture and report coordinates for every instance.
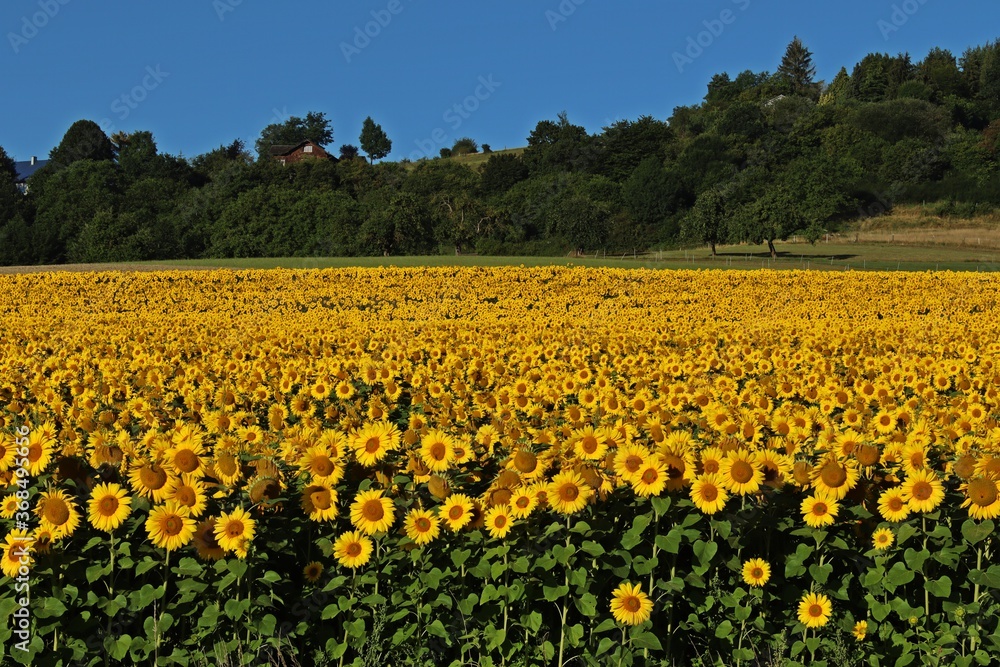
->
[1,267,1000,666]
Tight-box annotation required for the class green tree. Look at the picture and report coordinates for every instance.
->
[593,116,673,182]
[682,186,729,255]
[777,37,818,97]
[0,145,16,181]
[47,120,116,170]
[339,144,360,160]
[623,156,679,243]
[820,67,852,105]
[522,112,592,175]
[451,138,479,156]
[357,191,433,255]
[255,111,333,160]
[359,117,393,164]
[480,153,529,196]
[31,160,123,262]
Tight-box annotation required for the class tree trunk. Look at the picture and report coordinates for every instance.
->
[710,242,716,256]
[767,239,777,259]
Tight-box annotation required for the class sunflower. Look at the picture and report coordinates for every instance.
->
[697,446,726,476]
[801,495,839,528]
[31,526,56,555]
[484,505,513,539]
[404,508,441,546]
[901,469,945,513]
[811,457,859,501]
[878,488,911,523]
[192,518,225,561]
[36,489,82,539]
[351,422,401,467]
[163,438,207,478]
[872,528,894,550]
[658,445,696,492]
[128,461,177,503]
[303,561,324,583]
[609,582,653,626]
[720,450,763,496]
[547,471,593,515]
[301,483,339,523]
[87,482,132,532]
[1,529,32,579]
[441,493,474,531]
[509,488,538,519]
[631,461,668,497]
[741,558,771,587]
[853,620,868,641]
[756,450,793,489]
[0,494,20,519]
[210,451,243,487]
[419,430,456,473]
[214,507,256,556]
[333,530,373,569]
[613,444,650,483]
[690,473,728,515]
[23,429,56,477]
[798,592,832,628]
[146,500,196,552]
[569,426,607,461]
[961,477,1000,520]
[168,476,208,518]
[349,489,396,535]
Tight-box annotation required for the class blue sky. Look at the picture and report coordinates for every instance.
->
[1,1,998,163]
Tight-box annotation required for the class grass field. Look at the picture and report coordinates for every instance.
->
[3,240,1000,274]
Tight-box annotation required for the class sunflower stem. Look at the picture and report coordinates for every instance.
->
[556,518,571,667]
[922,515,929,624]
[971,545,983,653]
[616,625,627,667]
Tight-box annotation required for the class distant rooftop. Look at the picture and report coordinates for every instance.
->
[14,156,48,182]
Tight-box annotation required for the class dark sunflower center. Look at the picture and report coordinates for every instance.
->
[623,597,641,612]
[98,496,119,515]
[821,463,847,488]
[362,500,384,522]
[969,478,998,506]
[912,481,932,501]
[730,461,754,484]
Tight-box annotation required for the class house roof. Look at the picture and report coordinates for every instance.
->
[14,159,49,182]
[269,140,325,156]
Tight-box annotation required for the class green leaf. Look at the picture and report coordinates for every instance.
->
[926,577,952,598]
[451,549,471,569]
[962,519,994,545]
[896,523,918,546]
[552,544,576,565]
[969,565,1000,590]
[487,627,506,651]
[903,548,929,572]
[631,630,663,651]
[37,598,67,619]
[621,514,652,550]
[886,562,914,588]
[593,618,617,634]
[228,560,248,578]
[809,563,833,585]
[651,496,671,515]
[693,540,718,567]
[581,540,605,557]
[173,557,202,577]
[715,620,734,639]
[543,584,569,602]
[135,558,159,576]
[427,620,448,638]
[525,611,543,633]
[574,592,598,617]
[656,528,683,554]
[261,570,281,584]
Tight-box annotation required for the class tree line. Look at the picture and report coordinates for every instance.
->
[1,37,999,265]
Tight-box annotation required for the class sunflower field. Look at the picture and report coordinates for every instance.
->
[2,267,1000,666]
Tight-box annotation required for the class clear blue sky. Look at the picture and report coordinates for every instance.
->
[1,1,998,163]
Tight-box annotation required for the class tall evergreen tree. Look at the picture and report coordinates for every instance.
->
[777,37,817,97]
[359,117,392,164]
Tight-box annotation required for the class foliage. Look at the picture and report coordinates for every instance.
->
[360,118,393,165]
[255,111,334,160]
